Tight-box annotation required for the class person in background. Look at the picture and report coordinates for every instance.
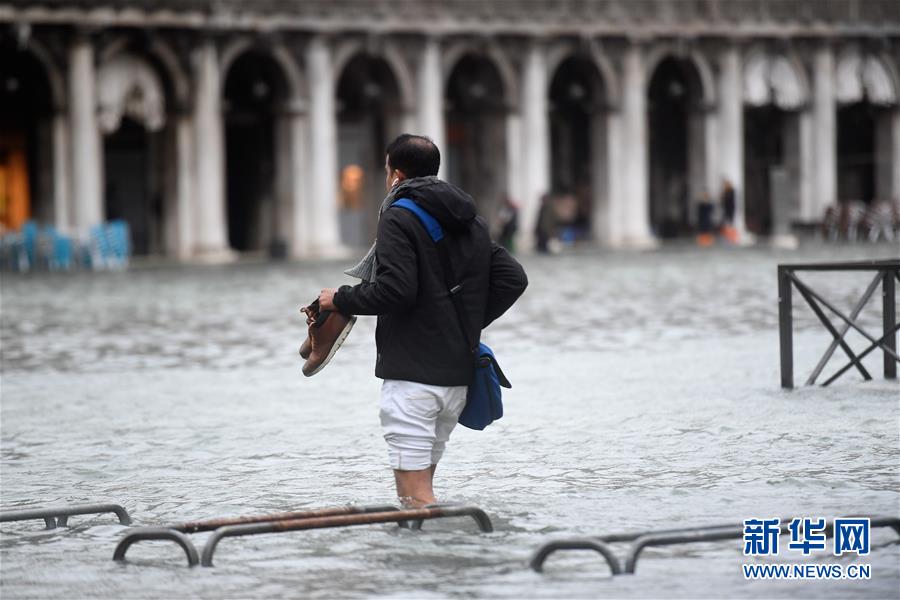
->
[719,178,739,243]
[554,190,579,246]
[494,193,519,252]
[696,190,715,247]
[535,192,555,253]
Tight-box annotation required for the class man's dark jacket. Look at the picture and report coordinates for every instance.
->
[333,179,528,386]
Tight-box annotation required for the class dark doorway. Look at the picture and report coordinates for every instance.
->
[743,106,787,235]
[549,56,603,238]
[837,102,877,205]
[336,54,401,246]
[445,54,507,218]
[647,57,703,238]
[0,48,54,229]
[224,51,285,252]
[104,117,163,254]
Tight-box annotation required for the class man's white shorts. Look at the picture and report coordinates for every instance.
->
[379,379,467,471]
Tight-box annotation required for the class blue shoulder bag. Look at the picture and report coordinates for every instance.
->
[393,198,511,430]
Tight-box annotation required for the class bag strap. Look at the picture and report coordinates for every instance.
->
[393,199,476,355]
[392,199,443,242]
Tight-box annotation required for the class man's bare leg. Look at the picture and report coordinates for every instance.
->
[394,468,436,507]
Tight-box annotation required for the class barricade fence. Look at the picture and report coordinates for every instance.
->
[778,259,899,388]
[3,502,897,577]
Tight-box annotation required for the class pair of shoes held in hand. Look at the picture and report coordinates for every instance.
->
[298,298,357,377]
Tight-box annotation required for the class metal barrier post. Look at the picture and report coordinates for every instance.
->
[778,265,793,389]
[111,504,403,565]
[113,528,200,566]
[200,505,492,566]
[0,504,132,528]
[529,538,622,575]
[884,269,897,379]
[532,515,900,577]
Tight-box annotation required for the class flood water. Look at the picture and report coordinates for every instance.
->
[1,243,898,599]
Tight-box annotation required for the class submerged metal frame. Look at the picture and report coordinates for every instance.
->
[113,504,400,566]
[531,515,900,575]
[530,522,737,574]
[0,504,132,529]
[200,505,493,566]
[113,504,494,567]
[778,259,899,388]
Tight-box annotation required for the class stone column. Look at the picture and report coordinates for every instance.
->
[306,36,343,256]
[619,42,655,247]
[813,44,837,216]
[520,41,550,249]
[505,112,524,215]
[284,105,310,258]
[416,37,445,171]
[68,35,103,233]
[718,44,745,234]
[52,111,70,230]
[599,111,623,246]
[702,107,718,215]
[400,112,417,136]
[798,111,815,222]
[192,38,230,259]
[174,114,194,259]
[893,109,900,202]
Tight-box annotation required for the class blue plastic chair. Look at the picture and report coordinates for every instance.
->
[21,220,38,269]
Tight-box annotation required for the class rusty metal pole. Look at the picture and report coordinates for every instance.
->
[200,506,492,566]
[171,504,399,533]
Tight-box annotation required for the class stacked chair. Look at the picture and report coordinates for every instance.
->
[0,220,130,273]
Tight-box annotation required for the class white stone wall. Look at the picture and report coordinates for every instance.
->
[3,1,899,257]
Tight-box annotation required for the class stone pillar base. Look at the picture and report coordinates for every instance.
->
[770,234,799,250]
[617,234,659,250]
[736,231,758,247]
[191,248,237,264]
[307,243,356,261]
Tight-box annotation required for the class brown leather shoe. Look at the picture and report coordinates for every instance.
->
[302,309,357,377]
[298,299,319,359]
[299,336,312,359]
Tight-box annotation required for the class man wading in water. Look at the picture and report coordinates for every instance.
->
[316,134,527,507]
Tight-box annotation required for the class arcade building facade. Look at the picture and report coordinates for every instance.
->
[1,0,898,258]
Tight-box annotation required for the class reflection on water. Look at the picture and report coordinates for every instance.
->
[1,244,898,599]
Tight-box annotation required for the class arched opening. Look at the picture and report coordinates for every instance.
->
[835,54,898,208]
[549,56,607,242]
[103,117,165,254]
[445,54,507,218]
[837,101,881,205]
[99,51,174,255]
[223,50,289,253]
[0,48,55,230]
[336,53,402,247]
[647,56,706,238]
[744,106,792,235]
[742,54,805,236]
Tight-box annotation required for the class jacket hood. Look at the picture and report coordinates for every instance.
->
[395,178,477,233]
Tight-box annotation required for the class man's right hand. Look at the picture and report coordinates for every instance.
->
[318,288,338,312]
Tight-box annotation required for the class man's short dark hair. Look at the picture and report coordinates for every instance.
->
[385,134,440,178]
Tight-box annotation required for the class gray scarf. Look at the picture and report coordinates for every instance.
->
[344,176,441,283]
